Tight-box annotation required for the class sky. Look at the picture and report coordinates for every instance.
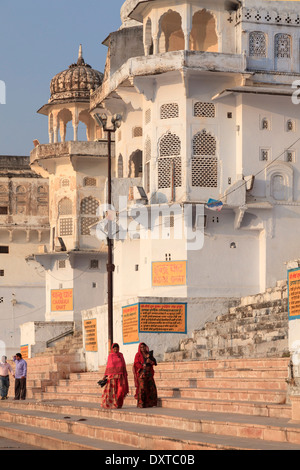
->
[0,0,125,155]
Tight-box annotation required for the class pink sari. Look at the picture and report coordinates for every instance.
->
[101,344,129,409]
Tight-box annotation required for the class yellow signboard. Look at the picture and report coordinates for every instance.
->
[123,304,139,344]
[152,261,187,287]
[139,303,187,334]
[84,319,98,352]
[288,269,300,320]
[51,289,73,312]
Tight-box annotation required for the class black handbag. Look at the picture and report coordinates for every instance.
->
[97,378,107,388]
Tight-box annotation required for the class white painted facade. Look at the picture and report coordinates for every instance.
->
[90,0,300,298]
[0,156,49,357]
[7,1,300,367]
[85,0,300,366]
[29,50,110,329]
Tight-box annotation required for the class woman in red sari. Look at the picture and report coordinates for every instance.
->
[133,343,157,408]
[101,343,129,409]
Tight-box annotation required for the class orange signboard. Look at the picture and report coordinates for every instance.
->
[123,304,139,344]
[288,268,300,320]
[84,319,98,352]
[20,345,29,359]
[139,303,187,333]
[51,289,73,312]
[152,261,187,287]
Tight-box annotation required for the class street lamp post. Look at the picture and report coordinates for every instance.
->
[94,113,122,353]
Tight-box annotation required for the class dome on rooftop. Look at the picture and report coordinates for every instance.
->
[49,45,103,103]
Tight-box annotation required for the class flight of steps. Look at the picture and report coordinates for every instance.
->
[2,356,300,450]
[1,280,297,450]
[164,280,289,362]
[7,331,86,400]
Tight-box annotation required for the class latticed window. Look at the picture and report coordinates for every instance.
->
[61,178,70,188]
[118,154,123,178]
[81,217,99,236]
[132,127,143,138]
[193,130,216,156]
[158,158,182,189]
[58,198,72,216]
[159,132,181,157]
[275,33,291,58]
[249,31,267,57]
[60,218,73,236]
[145,162,150,193]
[194,102,216,118]
[158,132,182,189]
[160,103,179,120]
[80,196,99,215]
[145,138,151,163]
[80,196,100,235]
[145,109,151,125]
[192,130,218,187]
[84,177,97,187]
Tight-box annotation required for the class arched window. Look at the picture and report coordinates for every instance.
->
[16,185,27,215]
[118,154,124,178]
[190,10,218,52]
[58,198,73,236]
[158,132,182,189]
[145,138,151,193]
[144,18,153,55]
[58,198,72,216]
[275,33,291,59]
[266,162,293,202]
[159,10,184,53]
[192,130,218,187]
[37,185,49,216]
[128,150,143,178]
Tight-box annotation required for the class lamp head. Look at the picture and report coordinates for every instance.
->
[111,114,122,130]
[94,113,108,129]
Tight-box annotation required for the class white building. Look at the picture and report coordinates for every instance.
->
[0,155,49,357]
[82,0,300,365]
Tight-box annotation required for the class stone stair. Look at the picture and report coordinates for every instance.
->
[164,280,289,362]
[7,333,86,401]
[3,356,300,450]
[36,330,84,357]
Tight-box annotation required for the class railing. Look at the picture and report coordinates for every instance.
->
[46,328,74,349]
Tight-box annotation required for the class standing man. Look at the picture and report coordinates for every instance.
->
[0,356,14,400]
[13,353,27,400]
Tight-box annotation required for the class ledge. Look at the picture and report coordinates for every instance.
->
[30,140,113,164]
[90,50,245,109]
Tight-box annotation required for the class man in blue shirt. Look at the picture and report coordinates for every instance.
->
[13,353,27,400]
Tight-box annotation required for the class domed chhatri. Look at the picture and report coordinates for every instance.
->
[37,46,104,144]
[49,45,103,103]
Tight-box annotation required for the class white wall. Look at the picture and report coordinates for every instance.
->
[82,295,238,369]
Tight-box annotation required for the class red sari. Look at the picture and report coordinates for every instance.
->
[133,343,157,408]
[101,344,129,409]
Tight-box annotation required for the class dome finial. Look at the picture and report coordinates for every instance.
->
[77,44,85,66]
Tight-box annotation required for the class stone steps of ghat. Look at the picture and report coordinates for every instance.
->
[0,398,300,451]
[3,355,300,450]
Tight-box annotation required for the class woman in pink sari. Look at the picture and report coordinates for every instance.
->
[101,343,129,409]
[133,343,157,408]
